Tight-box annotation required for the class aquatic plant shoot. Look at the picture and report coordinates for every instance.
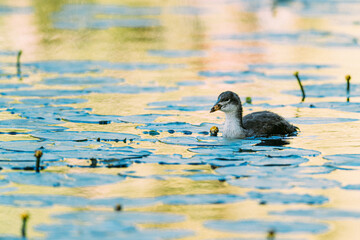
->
[245,96,252,104]
[267,229,276,240]
[210,126,219,136]
[294,71,306,102]
[21,212,29,238]
[114,204,122,211]
[16,50,22,79]
[34,150,42,173]
[346,75,351,102]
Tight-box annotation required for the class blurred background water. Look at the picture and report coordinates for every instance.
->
[1,0,360,239]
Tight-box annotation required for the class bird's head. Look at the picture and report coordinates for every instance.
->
[210,91,241,113]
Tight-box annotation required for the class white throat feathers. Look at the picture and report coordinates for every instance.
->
[223,110,246,138]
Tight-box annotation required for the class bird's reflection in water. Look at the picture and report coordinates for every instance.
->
[255,138,290,147]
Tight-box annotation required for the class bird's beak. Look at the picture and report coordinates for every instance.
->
[210,103,221,113]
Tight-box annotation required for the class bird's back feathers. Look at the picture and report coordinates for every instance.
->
[243,111,298,137]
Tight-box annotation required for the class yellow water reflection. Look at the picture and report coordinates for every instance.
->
[1,0,360,239]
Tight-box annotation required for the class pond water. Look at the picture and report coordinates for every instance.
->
[1,0,360,239]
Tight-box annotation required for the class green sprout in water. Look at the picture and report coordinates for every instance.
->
[210,126,219,137]
[90,158,97,168]
[16,50,22,79]
[34,150,43,173]
[114,204,122,211]
[346,75,351,102]
[267,229,276,240]
[294,71,306,102]
[21,212,29,238]
[245,96,252,104]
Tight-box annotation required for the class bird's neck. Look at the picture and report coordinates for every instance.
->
[223,108,245,138]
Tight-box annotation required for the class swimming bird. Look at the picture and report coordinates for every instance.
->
[210,91,298,138]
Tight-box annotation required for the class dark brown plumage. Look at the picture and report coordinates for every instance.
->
[210,91,298,138]
[243,110,298,137]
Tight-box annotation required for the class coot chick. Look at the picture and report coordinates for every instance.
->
[210,91,298,138]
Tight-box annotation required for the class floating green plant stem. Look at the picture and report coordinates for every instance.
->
[34,150,43,173]
[16,50,22,79]
[346,75,351,102]
[294,71,306,102]
[21,212,29,238]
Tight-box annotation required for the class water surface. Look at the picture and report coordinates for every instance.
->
[1,0,360,239]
